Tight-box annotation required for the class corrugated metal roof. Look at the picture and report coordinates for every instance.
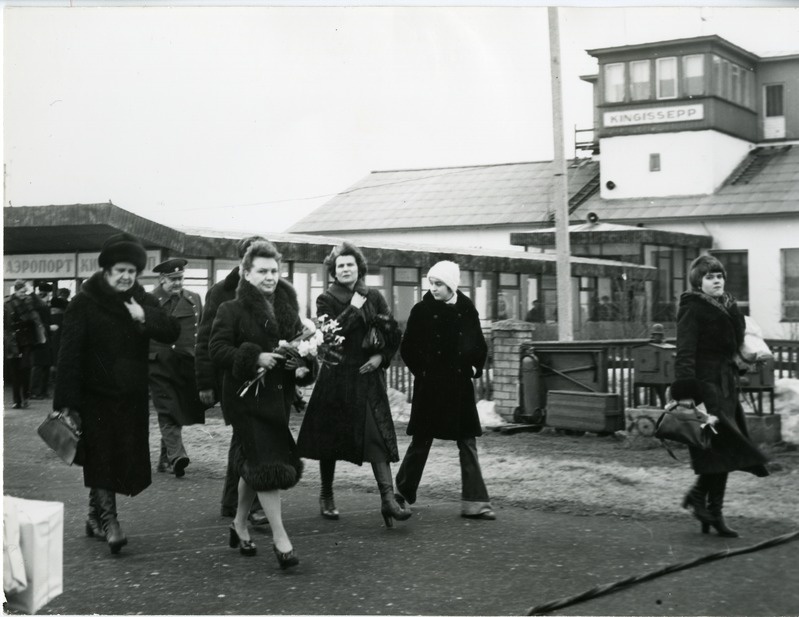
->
[289,160,600,233]
[290,145,798,234]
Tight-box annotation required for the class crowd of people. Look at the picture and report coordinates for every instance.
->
[6,235,768,569]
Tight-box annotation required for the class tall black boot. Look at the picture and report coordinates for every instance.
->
[85,489,106,540]
[95,488,128,554]
[706,473,739,538]
[319,460,339,520]
[372,462,412,528]
[681,474,714,526]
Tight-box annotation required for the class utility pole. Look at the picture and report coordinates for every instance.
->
[548,6,573,341]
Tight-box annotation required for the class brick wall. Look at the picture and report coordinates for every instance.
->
[490,320,538,421]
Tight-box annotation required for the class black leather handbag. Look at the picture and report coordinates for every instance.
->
[37,409,82,465]
[654,400,717,456]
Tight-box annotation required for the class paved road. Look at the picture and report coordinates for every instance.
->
[4,395,798,616]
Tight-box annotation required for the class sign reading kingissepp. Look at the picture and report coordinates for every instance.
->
[604,103,704,127]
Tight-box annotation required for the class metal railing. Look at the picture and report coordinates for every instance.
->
[386,338,799,409]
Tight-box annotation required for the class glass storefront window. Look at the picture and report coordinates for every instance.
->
[293,262,326,319]
[214,259,240,284]
[474,272,493,322]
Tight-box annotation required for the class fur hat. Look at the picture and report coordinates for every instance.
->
[98,232,147,272]
[427,260,460,293]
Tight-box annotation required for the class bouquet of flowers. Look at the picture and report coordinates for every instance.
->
[238,315,345,397]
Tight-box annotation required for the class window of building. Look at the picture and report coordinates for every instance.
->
[781,249,799,321]
[474,272,494,324]
[498,272,520,320]
[765,84,784,117]
[649,153,661,172]
[730,64,741,105]
[293,262,326,319]
[540,274,558,322]
[214,259,240,284]
[629,60,650,100]
[711,250,749,315]
[683,54,704,96]
[392,267,419,326]
[604,63,625,103]
[656,57,677,99]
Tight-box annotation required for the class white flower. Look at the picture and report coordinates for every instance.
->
[278,339,289,348]
[297,340,311,357]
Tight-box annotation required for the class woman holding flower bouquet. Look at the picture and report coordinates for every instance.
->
[297,242,411,528]
[209,241,315,569]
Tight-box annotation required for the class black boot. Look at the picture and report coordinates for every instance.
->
[319,460,339,520]
[682,474,714,526]
[85,489,106,540]
[95,488,128,554]
[706,473,739,538]
[372,462,412,528]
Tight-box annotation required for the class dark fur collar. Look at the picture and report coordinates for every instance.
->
[679,290,736,319]
[80,270,148,317]
[327,280,369,304]
[235,277,301,340]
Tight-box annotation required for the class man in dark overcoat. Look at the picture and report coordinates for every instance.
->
[195,236,268,522]
[149,258,207,478]
[30,282,55,399]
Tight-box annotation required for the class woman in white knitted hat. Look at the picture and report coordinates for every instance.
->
[395,260,495,520]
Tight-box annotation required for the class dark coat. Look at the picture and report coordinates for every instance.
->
[53,271,180,496]
[297,281,400,464]
[5,293,45,358]
[31,294,54,367]
[195,267,238,420]
[209,278,314,491]
[672,291,769,476]
[401,290,487,441]
[149,285,207,426]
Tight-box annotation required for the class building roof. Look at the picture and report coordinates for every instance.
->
[288,160,600,234]
[292,143,798,235]
[573,144,799,223]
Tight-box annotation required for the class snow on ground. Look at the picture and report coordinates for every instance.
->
[775,378,799,444]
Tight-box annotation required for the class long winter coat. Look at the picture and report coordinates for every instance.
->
[672,291,769,476]
[209,278,314,491]
[53,271,180,496]
[297,280,400,464]
[195,267,239,421]
[401,290,488,441]
[149,285,207,426]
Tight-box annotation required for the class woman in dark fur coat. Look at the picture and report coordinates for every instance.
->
[395,260,494,520]
[210,241,315,569]
[297,242,411,528]
[671,255,769,538]
[53,233,180,554]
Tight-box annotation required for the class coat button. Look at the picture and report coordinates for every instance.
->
[277,384,282,390]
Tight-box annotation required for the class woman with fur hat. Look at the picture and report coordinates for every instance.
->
[395,260,495,520]
[671,255,769,538]
[53,232,180,554]
[209,241,315,569]
[297,242,411,528]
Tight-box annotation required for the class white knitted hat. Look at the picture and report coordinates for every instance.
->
[427,260,460,293]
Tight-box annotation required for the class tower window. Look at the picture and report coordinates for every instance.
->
[649,154,661,172]
[656,57,677,99]
[630,60,651,101]
[604,63,625,103]
[683,54,704,96]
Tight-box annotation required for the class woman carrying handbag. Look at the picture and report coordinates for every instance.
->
[671,255,769,538]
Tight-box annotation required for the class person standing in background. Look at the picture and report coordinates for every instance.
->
[149,258,208,478]
[30,283,55,399]
[4,279,45,409]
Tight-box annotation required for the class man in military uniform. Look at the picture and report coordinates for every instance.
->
[149,258,207,478]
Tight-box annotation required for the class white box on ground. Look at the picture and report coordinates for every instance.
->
[3,496,63,614]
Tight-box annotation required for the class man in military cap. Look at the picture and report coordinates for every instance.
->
[149,258,207,478]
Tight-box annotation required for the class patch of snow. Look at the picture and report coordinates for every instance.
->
[477,399,508,428]
[775,378,799,444]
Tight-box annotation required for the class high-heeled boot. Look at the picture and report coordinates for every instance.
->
[85,488,106,540]
[319,459,339,520]
[372,462,412,528]
[681,474,714,525]
[95,488,128,554]
[706,473,739,538]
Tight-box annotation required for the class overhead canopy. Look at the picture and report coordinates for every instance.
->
[5,202,657,281]
[510,221,712,250]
